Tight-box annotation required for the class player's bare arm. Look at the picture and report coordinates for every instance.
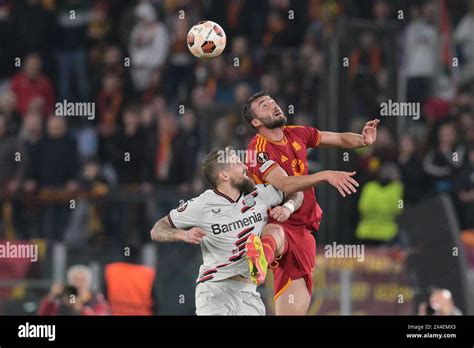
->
[319,119,380,148]
[269,190,303,222]
[265,164,359,198]
[150,217,206,244]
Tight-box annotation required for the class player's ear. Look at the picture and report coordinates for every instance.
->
[218,170,229,182]
[251,118,261,129]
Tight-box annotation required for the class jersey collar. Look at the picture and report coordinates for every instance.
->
[213,189,242,203]
[257,130,287,145]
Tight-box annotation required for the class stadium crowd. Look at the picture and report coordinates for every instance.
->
[0,0,473,276]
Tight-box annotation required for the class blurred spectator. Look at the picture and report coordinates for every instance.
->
[24,116,80,241]
[358,126,398,181]
[15,0,55,64]
[349,31,383,116]
[418,288,462,315]
[230,36,253,79]
[168,110,199,193]
[263,9,292,48]
[356,162,403,245]
[455,145,474,229]
[111,105,150,185]
[91,45,132,101]
[456,111,474,143]
[128,2,169,92]
[398,133,426,205]
[53,0,92,102]
[0,114,26,197]
[142,69,164,104]
[454,0,474,81]
[423,122,465,194]
[213,113,240,149]
[19,111,43,184]
[372,0,392,25]
[190,85,212,111]
[205,57,232,102]
[0,0,17,93]
[63,158,109,249]
[87,0,111,42]
[452,87,474,115]
[38,265,110,315]
[25,117,79,190]
[10,53,55,117]
[104,245,157,315]
[299,46,323,114]
[155,113,178,182]
[403,2,438,106]
[234,82,252,107]
[97,73,124,127]
[259,73,281,99]
[208,0,263,44]
[140,103,157,181]
[165,17,194,102]
[108,105,154,245]
[0,90,20,134]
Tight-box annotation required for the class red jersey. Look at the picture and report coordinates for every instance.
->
[10,72,55,117]
[246,125,323,231]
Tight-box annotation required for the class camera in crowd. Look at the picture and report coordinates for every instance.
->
[418,287,462,316]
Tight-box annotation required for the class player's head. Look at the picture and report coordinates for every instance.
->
[202,146,255,193]
[242,91,286,132]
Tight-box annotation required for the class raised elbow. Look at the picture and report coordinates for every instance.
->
[150,228,159,242]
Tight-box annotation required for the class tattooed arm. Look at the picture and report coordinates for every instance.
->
[150,216,206,244]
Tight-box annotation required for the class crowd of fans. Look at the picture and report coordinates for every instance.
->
[0,0,473,251]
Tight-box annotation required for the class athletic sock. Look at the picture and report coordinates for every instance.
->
[261,235,277,264]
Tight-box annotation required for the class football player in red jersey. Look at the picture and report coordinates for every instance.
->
[242,91,379,315]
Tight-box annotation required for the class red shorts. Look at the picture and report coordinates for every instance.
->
[271,223,316,300]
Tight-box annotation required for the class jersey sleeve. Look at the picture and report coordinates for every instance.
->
[168,197,201,229]
[287,125,321,148]
[257,184,285,207]
[246,139,281,184]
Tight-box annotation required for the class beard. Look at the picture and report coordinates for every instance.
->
[261,115,287,129]
[231,176,256,194]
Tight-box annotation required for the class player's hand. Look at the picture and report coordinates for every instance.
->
[269,206,292,222]
[326,171,359,197]
[179,227,207,244]
[362,119,380,146]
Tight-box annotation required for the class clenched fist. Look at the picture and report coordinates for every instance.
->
[269,206,292,222]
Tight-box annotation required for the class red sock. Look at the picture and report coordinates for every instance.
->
[261,235,277,264]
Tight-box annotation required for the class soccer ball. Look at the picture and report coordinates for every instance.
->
[187,20,226,59]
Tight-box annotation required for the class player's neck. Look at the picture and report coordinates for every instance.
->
[215,184,241,202]
[258,127,284,142]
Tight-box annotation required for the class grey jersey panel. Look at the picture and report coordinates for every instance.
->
[168,184,284,283]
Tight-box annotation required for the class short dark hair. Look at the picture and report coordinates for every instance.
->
[202,146,236,188]
[241,91,269,130]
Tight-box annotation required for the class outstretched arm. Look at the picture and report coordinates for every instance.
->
[150,217,206,244]
[265,165,359,198]
[319,119,379,148]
